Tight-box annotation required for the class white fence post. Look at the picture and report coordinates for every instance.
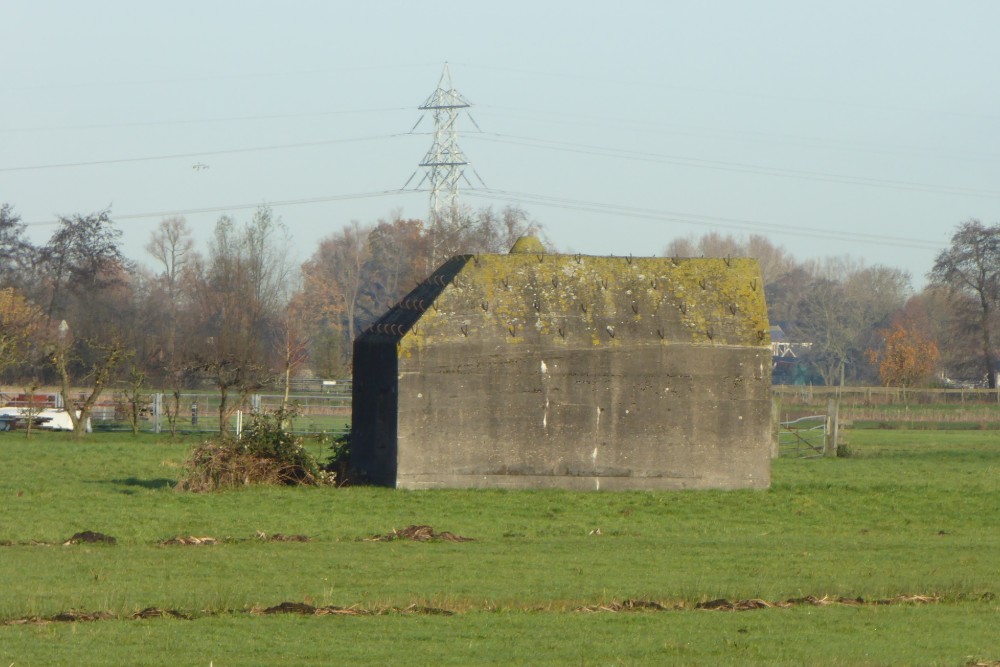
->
[153,393,162,434]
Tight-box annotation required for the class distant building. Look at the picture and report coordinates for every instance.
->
[769,324,813,385]
[352,239,773,490]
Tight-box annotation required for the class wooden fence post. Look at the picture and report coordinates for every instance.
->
[825,397,840,457]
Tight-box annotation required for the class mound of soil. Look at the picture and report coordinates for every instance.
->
[51,610,115,622]
[366,524,474,543]
[130,607,190,620]
[255,531,310,542]
[63,531,116,545]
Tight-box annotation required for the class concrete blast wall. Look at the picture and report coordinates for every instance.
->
[353,250,772,490]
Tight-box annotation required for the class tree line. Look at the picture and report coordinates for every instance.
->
[1,199,998,437]
[0,203,539,435]
[667,222,1000,389]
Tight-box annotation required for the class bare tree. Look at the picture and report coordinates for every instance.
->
[49,328,130,439]
[929,220,1000,388]
[39,210,131,325]
[116,365,149,436]
[274,299,312,409]
[196,356,271,435]
[181,207,291,432]
[298,221,370,362]
[662,232,796,287]
[0,203,35,289]
[145,217,195,362]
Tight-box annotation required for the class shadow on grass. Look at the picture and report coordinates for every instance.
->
[108,477,177,490]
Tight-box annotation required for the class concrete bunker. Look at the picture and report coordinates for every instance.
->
[352,240,772,490]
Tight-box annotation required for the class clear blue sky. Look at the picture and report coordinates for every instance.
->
[4,1,999,288]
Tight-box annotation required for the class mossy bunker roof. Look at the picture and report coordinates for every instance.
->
[359,250,770,350]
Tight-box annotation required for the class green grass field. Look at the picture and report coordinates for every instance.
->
[1,429,998,665]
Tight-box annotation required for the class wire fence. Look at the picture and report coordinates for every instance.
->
[0,384,352,436]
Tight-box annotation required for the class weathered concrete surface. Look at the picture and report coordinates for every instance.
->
[352,251,772,490]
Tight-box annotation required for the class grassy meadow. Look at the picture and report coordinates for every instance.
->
[0,429,998,665]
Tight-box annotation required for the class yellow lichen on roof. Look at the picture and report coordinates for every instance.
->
[393,253,769,357]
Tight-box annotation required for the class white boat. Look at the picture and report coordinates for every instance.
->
[0,407,91,432]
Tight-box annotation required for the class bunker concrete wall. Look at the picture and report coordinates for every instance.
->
[394,341,771,490]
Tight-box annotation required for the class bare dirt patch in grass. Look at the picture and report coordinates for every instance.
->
[159,531,311,545]
[0,594,944,627]
[693,594,940,612]
[364,524,475,543]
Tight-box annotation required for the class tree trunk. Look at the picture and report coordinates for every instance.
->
[980,298,996,388]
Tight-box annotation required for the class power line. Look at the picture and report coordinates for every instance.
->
[0,133,422,173]
[0,107,413,133]
[465,187,943,251]
[8,62,440,93]
[465,132,1000,199]
[454,61,1000,122]
[475,104,1000,165]
[23,189,418,227]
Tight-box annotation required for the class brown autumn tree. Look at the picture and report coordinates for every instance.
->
[866,322,940,390]
[0,287,43,378]
[296,221,369,376]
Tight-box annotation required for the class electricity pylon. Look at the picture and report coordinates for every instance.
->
[416,63,474,230]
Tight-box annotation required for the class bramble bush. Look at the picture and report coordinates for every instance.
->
[177,407,334,491]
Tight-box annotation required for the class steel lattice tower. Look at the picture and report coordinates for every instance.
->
[418,63,471,228]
